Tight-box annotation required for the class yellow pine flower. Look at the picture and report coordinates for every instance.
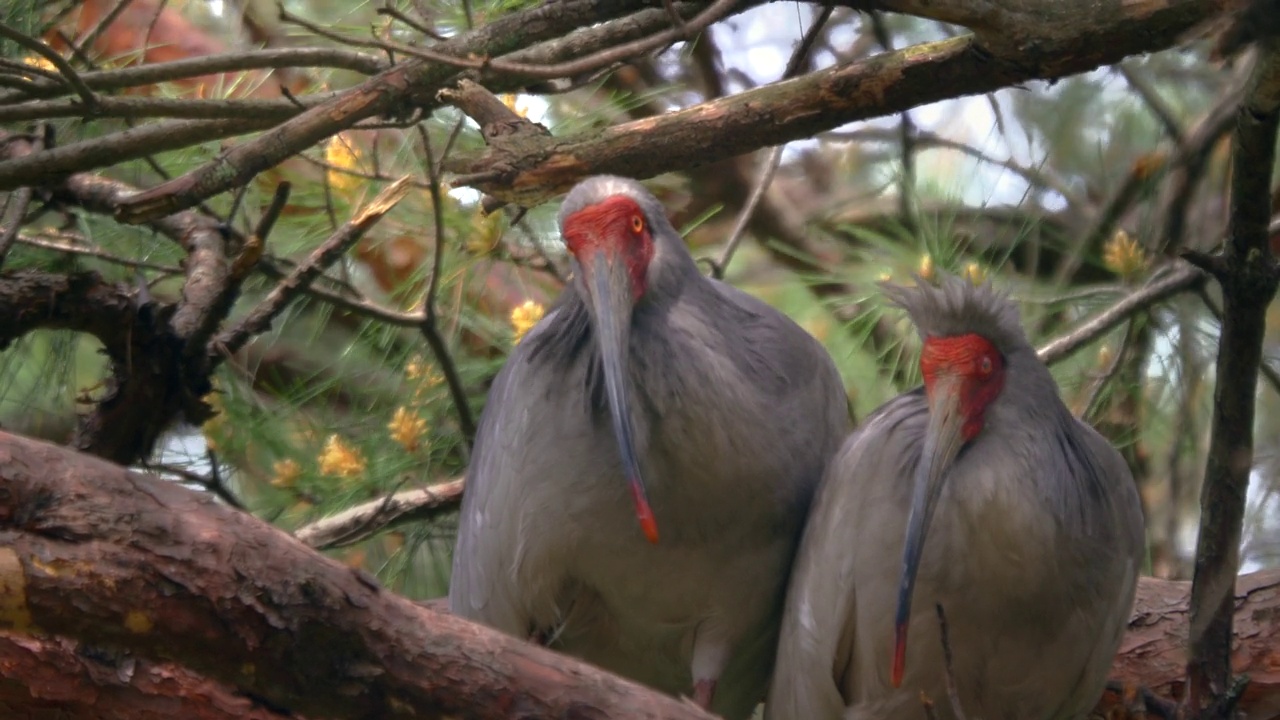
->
[918,253,935,282]
[270,458,302,488]
[388,406,429,452]
[466,206,504,255]
[500,93,530,119]
[317,434,365,478]
[324,134,362,192]
[962,262,986,285]
[1096,344,1115,369]
[200,390,226,450]
[22,55,57,75]
[510,300,545,344]
[802,316,831,343]
[1102,230,1146,281]
[405,355,427,381]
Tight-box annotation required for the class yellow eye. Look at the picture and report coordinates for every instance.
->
[631,215,645,234]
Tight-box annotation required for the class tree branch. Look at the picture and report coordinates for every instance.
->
[0,48,386,104]
[295,478,464,550]
[0,630,300,720]
[0,431,1276,717]
[112,0,682,224]
[0,431,717,720]
[1036,263,1207,365]
[449,0,1218,208]
[213,175,412,357]
[1185,40,1280,715]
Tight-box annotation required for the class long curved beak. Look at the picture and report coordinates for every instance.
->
[581,250,659,545]
[891,376,966,687]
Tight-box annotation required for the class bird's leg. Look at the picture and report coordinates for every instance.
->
[690,626,731,712]
[692,678,717,710]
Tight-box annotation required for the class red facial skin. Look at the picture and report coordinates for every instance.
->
[920,333,1006,439]
[561,196,655,301]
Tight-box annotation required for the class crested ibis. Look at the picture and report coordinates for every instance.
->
[766,274,1144,720]
[449,175,849,718]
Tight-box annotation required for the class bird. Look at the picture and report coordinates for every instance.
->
[766,274,1144,720]
[448,175,849,718]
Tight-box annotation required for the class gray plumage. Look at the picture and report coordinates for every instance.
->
[767,275,1144,720]
[449,176,849,718]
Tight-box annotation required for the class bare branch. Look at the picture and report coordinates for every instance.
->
[451,0,1220,208]
[212,176,414,357]
[113,0,680,225]
[1036,263,1207,365]
[295,478,464,549]
[710,6,833,278]
[0,21,98,108]
[0,117,274,191]
[1185,39,1280,713]
[417,124,477,444]
[0,48,386,104]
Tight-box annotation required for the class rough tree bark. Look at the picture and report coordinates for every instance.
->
[0,430,715,720]
[0,431,1277,718]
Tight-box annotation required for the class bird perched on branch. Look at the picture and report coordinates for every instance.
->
[767,274,1143,720]
[449,175,849,718]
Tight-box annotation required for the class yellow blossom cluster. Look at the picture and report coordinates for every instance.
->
[325,134,362,192]
[511,300,545,344]
[918,253,935,282]
[318,434,366,478]
[962,262,986,286]
[22,55,57,76]
[201,390,226,451]
[270,458,302,488]
[1102,230,1146,281]
[388,406,429,452]
[500,93,531,119]
[466,206,504,256]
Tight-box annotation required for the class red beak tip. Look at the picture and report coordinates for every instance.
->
[891,625,908,688]
[627,481,660,545]
[640,517,660,545]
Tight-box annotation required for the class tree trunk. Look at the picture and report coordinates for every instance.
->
[0,430,1276,718]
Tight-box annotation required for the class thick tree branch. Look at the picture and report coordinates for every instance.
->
[0,432,1276,718]
[0,271,195,465]
[1185,40,1280,715]
[449,0,1217,208]
[0,631,299,720]
[0,431,716,720]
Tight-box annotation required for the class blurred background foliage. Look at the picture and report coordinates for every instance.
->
[1,0,1276,602]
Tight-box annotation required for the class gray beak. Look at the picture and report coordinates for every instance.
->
[581,250,659,545]
[892,376,966,687]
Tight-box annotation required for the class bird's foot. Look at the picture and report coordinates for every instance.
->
[1105,680,1181,720]
[528,629,551,646]
[692,678,716,711]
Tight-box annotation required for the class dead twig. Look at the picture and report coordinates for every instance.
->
[1036,263,1207,366]
[0,21,98,108]
[710,6,832,278]
[212,176,414,357]
[295,478,465,549]
[416,125,477,445]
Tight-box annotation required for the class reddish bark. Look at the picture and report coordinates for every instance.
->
[0,430,715,720]
[0,430,1276,718]
[0,631,297,720]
